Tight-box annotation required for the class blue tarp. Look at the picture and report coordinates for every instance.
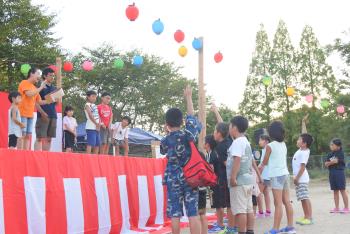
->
[77,123,162,145]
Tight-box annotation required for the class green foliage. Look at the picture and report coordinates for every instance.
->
[0,0,61,91]
[62,44,198,132]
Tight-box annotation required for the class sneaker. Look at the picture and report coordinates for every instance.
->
[265,210,272,217]
[208,224,225,233]
[264,229,280,234]
[295,217,304,225]
[279,226,296,234]
[330,208,340,213]
[340,208,350,214]
[299,218,312,225]
[256,212,265,218]
[218,227,238,234]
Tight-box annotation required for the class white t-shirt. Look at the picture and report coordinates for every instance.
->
[63,116,77,131]
[227,136,253,186]
[85,103,100,130]
[292,149,310,183]
[260,148,270,180]
[112,122,129,140]
[267,141,289,177]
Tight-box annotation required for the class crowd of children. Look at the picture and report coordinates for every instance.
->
[160,85,349,234]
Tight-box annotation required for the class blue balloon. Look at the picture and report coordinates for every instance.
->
[192,38,203,51]
[152,19,164,35]
[133,55,143,67]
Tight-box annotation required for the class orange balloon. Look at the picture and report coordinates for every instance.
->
[178,46,188,57]
[286,87,295,96]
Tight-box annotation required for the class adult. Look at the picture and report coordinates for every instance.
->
[17,67,51,150]
[34,67,58,151]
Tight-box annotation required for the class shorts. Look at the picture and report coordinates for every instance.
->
[271,175,290,190]
[166,178,199,218]
[198,189,207,210]
[113,139,126,146]
[8,134,18,148]
[64,130,75,149]
[86,129,101,147]
[100,128,110,145]
[263,179,271,187]
[212,182,230,208]
[252,195,257,206]
[21,117,33,135]
[295,183,309,201]
[329,170,346,190]
[230,185,253,215]
[35,117,57,138]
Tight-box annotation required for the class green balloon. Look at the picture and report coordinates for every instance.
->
[262,75,272,86]
[114,59,124,69]
[321,99,330,109]
[20,64,31,76]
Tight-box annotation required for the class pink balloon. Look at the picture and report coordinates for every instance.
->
[305,95,313,103]
[337,105,345,114]
[82,60,94,71]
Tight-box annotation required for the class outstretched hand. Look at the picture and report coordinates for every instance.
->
[302,113,309,123]
[210,103,218,112]
[184,85,192,98]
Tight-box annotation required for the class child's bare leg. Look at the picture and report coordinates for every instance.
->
[264,186,271,212]
[66,148,72,153]
[340,190,349,209]
[199,209,208,234]
[188,216,201,234]
[86,145,92,154]
[171,217,180,234]
[257,194,264,213]
[115,145,120,156]
[216,208,224,226]
[227,207,235,227]
[272,189,283,230]
[282,189,294,227]
[23,135,31,150]
[301,199,312,219]
[247,212,255,233]
[236,213,247,233]
[92,146,99,154]
[334,190,340,209]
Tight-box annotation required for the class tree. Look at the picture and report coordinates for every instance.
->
[270,20,297,113]
[62,44,198,132]
[239,24,272,124]
[0,0,61,91]
[297,25,339,107]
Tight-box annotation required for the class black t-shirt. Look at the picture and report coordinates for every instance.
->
[326,149,345,170]
[38,84,57,119]
[210,137,233,183]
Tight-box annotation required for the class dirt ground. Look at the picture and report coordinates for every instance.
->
[183,180,350,234]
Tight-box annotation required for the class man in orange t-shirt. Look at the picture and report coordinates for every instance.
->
[17,67,51,150]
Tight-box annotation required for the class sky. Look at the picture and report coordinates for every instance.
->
[32,0,350,110]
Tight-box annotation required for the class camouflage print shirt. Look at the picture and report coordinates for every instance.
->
[160,115,201,184]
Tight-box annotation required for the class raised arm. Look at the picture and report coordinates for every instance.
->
[211,103,223,123]
[24,81,47,97]
[184,85,194,116]
[301,114,309,134]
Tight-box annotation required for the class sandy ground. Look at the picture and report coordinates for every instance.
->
[182,181,350,234]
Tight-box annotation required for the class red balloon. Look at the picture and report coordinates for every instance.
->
[125,3,139,21]
[48,65,58,73]
[174,30,185,43]
[214,52,223,63]
[63,61,73,72]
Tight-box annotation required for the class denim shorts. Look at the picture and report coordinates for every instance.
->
[270,175,290,190]
[86,130,101,147]
[21,117,34,135]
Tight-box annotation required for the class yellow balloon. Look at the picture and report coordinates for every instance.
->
[286,87,295,96]
[178,46,188,57]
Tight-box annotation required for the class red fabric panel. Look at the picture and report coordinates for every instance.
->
[0,92,10,148]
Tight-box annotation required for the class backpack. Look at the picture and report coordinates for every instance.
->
[183,141,217,188]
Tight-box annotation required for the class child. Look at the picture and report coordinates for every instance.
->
[111,116,131,156]
[293,133,313,225]
[227,116,254,234]
[160,85,201,234]
[8,91,24,149]
[209,104,236,234]
[63,106,77,153]
[85,90,101,154]
[258,135,272,218]
[259,121,295,234]
[325,138,349,213]
[98,92,113,155]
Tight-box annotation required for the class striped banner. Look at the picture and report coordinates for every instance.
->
[0,149,169,233]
